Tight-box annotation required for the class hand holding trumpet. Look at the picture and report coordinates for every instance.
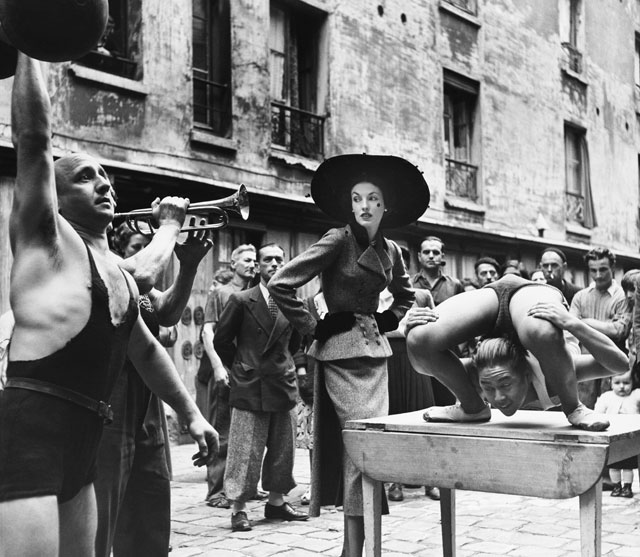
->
[151,196,191,231]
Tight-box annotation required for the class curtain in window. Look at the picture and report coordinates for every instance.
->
[269,8,286,101]
[580,136,598,228]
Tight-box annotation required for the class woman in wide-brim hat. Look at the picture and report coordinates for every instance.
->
[268,154,430,557]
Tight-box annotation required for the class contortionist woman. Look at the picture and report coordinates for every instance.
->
[405,274,629,430]
[268,154,430,557]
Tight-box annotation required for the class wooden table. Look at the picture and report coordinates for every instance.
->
[342,410,640,557]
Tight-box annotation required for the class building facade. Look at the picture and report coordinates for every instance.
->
[0,0,639,390]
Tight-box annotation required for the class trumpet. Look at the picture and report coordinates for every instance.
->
[114,184,250,235]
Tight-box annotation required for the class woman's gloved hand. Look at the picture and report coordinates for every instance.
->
[374,310,399,334]
[314,311,356,343]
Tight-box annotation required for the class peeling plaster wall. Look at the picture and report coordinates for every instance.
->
[0,0,636,253]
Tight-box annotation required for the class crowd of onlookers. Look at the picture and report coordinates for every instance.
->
[398,238,640,500]
[193,237,640,513]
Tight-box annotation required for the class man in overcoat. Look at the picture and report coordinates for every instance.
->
[214,243,308,532]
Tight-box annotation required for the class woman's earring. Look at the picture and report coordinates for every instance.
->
[384,209,388,212]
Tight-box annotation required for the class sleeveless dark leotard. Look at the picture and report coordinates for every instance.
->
[0,244,138,503]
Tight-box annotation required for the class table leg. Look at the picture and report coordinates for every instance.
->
[362,474,382,557]
[579,479,602,557]
[440,487,456,557]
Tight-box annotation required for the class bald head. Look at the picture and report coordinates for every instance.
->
[54,153,106,195]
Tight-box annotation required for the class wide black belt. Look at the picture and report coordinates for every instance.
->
[5,377,113,424]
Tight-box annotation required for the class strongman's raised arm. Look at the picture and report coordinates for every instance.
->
[0,53,218,557]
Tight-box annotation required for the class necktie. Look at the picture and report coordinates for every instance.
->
[268,296,279,320]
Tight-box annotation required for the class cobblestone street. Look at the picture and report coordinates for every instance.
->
[169,443,640,557]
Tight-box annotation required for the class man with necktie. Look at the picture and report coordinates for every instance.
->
[214,243,308,532]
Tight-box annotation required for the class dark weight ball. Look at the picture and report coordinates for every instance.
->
[0,0,108,62]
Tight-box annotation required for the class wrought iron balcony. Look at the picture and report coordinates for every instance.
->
[444,0,477,15]
[565,191,585,224]
[561,42,583,74]
[271,102,325,159]
[446,158,478,201]
[193,69,231,136]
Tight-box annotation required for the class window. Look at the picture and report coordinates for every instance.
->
[635,33,640,92]
[560,0,583,73]
[443,70,479,201]
[564,124,597,228]
[443,0,477,16]
[77,0,141,79]
[192,0,232,137]
[269,2,326,159]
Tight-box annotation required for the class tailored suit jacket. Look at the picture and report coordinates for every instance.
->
[268,224,415,361]
[214,284,300,413]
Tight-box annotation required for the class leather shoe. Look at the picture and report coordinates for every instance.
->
[621,484,634,498]
[425,486,440,501]
[388,483,404,502]
[231,511,252,532]
[264,502,309,521]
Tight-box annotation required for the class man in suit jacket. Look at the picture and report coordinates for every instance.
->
[214,243,308,532]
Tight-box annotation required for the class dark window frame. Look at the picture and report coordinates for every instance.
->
[192,0,232,137]
[269,1,326,159]
[443,70,479,201]
[77,0,141,80]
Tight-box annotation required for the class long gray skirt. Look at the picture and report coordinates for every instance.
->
[322,356,388,516]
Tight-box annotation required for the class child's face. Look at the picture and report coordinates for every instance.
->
[612,373,633,397]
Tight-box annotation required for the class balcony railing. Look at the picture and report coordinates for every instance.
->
[193,69,231,137]
[443,0,477,15]
[561,42,583,74]
[565,191,585,224]
[271,102,325,159]
[446,158,478,201]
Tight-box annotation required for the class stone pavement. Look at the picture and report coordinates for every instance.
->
[169,442,640,557]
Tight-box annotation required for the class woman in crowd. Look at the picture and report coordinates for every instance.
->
[268,154,429,557]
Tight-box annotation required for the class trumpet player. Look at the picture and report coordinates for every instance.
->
[0,53,218,556]
[96,198,215,557]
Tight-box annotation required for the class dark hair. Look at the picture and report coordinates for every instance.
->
[347,176,397,213]
[540,247,567,264]
[110,222,147,257]
[257,242,285,259]
[584,247,616,268]
[474,256,500,273]
[584,248,616,268]
[472,337,529,380]
[502,259,530,280]
[621,269,640,293]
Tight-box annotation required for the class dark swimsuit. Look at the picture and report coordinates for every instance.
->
[0,244,138,503]
[483,274,566,345]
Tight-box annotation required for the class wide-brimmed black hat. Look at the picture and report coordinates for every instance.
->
[310,154,430,229]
